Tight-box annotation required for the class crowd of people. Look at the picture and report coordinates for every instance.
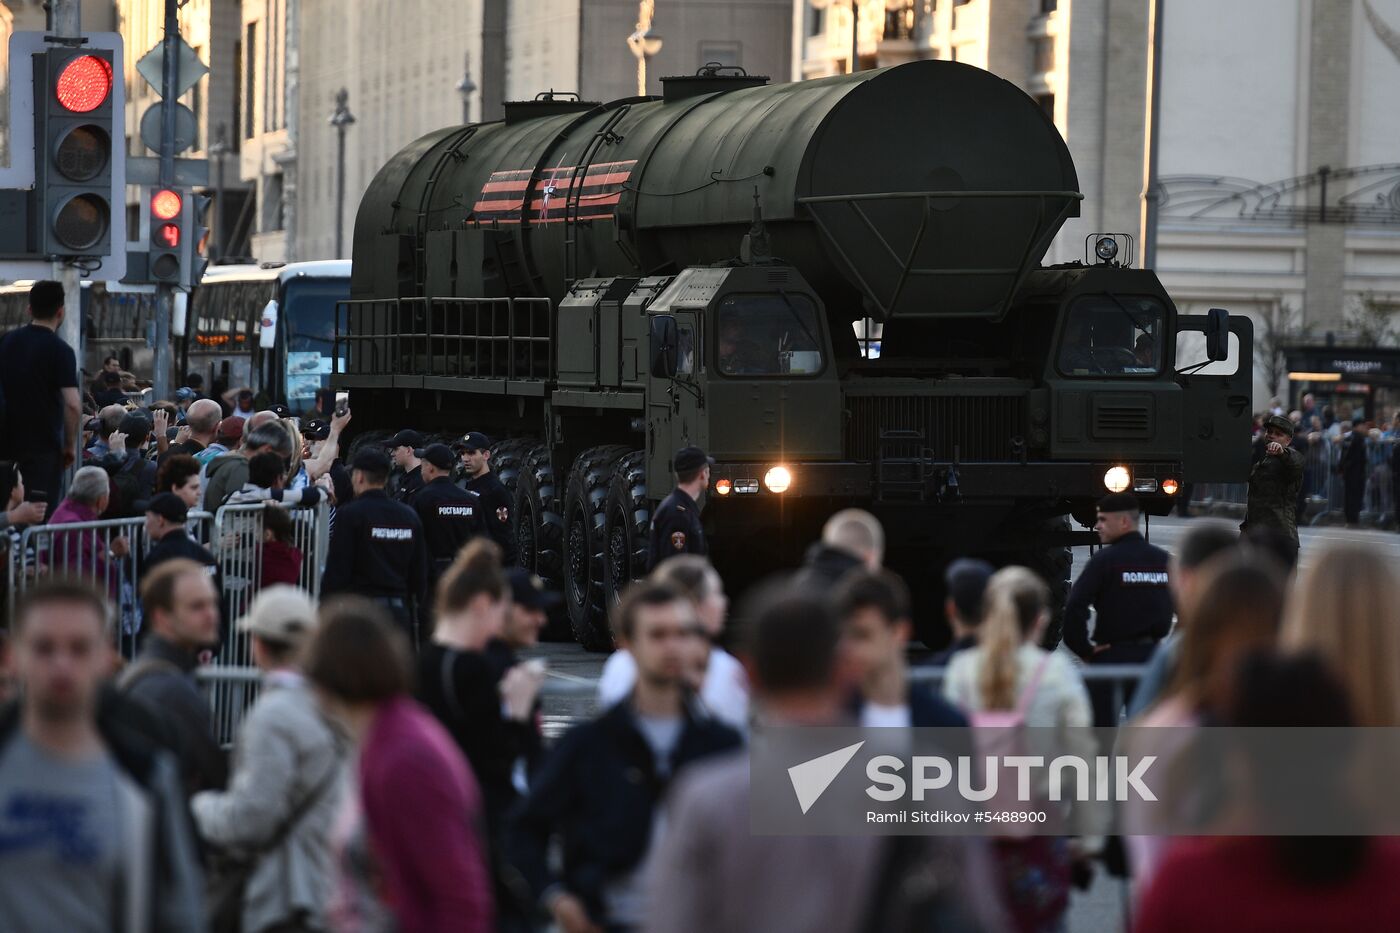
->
[3,283,1399,931]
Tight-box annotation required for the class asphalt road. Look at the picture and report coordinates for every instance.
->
[517,516,1395,932]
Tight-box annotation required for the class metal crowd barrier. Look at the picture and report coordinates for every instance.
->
[195,661,1147,749]
[2,500,330,746]
[1192,434,1399,527]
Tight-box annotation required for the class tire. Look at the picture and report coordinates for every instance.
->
[603,450,649,612]
[1019,516,1074,650]
[515,446,562,583]
[563,445,630,651]
[489,437,536,496]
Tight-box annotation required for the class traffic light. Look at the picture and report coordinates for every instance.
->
[33,48,116,258]
[187,191,212,288]
[149,186,182,282]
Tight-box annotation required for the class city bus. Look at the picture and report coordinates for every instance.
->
[182,260,351,415]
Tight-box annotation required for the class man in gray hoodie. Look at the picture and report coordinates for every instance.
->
[192,585,346,933]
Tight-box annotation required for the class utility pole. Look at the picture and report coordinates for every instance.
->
[1139,0,1164,270]
[150,0,180,402]
[49,1,82,374]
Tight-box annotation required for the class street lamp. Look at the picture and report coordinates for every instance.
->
[627,0,663,96]
[455,53,477,124]
[207,122,230,261]
[811,0,860,74]
[329,87,356,258]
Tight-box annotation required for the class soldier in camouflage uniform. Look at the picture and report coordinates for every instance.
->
[1242,414,1305,569]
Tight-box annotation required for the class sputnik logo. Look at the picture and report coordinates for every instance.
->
[787,741,864,814]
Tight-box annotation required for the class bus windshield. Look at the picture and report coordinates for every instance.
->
[283,277,347,411]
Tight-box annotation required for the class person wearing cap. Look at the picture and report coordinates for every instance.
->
[412,443,485,583]
[386,428,425,503]
[303,417,354,509]
[460,431,518,564]
[646,446,712,571]
[197,415,243,467]
[1062,492,1173,726]
[321,447,429,636]
[930,557,994,665]
[141,491,218,583]
[1336,418,1369,528]
[484,567,561,787]
[1242,413,1305,566]
[192,586,347,933]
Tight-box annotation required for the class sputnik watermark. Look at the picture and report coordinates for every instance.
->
[865,755,1157,803]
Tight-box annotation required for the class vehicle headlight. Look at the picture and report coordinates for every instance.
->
[1095,236,1119,262]
[1162,478,1180,495]
[714,479,732,496]
[763,465,792,493]
[1103,465,1131,493]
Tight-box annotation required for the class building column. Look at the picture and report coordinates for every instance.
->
[1302,0,1353,330]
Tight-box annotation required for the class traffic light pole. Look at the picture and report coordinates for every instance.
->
[50,0,84,476]
[151,0,181,402]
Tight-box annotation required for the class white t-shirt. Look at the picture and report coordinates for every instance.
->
[597,647,749,732]
[860,701,912,729]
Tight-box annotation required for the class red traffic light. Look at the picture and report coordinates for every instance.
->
[156,223,181,248]
[55,55,113,113]
[151,189,182,221]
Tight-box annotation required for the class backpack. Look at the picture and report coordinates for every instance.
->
[966,651,1054,837]
[107,454,145,517]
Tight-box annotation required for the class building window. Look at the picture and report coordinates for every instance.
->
[190,46,203,152]
[809,8,825,37]
[698,40,741,67]
[1033,37,1055,72]
[232,40,242,150]
[1035,93,1055,118]
[243,23,257,139]
[885,1,916,39]
[1041,0,1058,11]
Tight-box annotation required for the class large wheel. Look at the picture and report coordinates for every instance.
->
[515,446,562,583]
[488,437,536,496]
[603,450,650,612]
[1015,516,1074,650]
[563,445,630,651]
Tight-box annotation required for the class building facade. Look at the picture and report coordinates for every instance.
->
[1154,0,1400,410]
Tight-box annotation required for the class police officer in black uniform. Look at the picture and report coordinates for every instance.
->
[1062,492,1173,726]
[646,445,712,571]
[321,447,429,639]
[387,428,426,503]
[459,431,517,565]
[412,443,484,581]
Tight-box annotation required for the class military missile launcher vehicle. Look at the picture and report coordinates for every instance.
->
[334,61,1252,649]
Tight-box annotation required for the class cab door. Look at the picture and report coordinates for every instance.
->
[645,311,702,494]
[1176,313,1254,482]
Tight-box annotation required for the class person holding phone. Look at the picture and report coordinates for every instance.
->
[0,462,47,530]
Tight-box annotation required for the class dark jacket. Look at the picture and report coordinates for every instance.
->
[320,488,429,604]
[466,471,517,564]
[1062,531,1173,661]
[1338,430,1369,483]
[121,636,228,796]
[507,699,742,922]
[851,683,969,728]
[142,528,219,583]
[1243,445,1305,542]
[0,697,206,932]
[413,476,484,571]
[792,542,863,592]
[646,487,706,571]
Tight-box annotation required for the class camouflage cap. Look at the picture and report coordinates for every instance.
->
[1263,414,1295,437]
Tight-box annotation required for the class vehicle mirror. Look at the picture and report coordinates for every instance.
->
[650,315,678,379]
[1205,308,1229,361]
[259,299,279,350]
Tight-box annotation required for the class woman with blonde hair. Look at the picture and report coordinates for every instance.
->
[944,566,1098,933]
[1280,543,1400,726]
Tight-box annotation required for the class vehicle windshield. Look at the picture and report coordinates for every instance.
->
[283,277,349,411]
[714,293,825,376]
[1057,294,1166,377]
